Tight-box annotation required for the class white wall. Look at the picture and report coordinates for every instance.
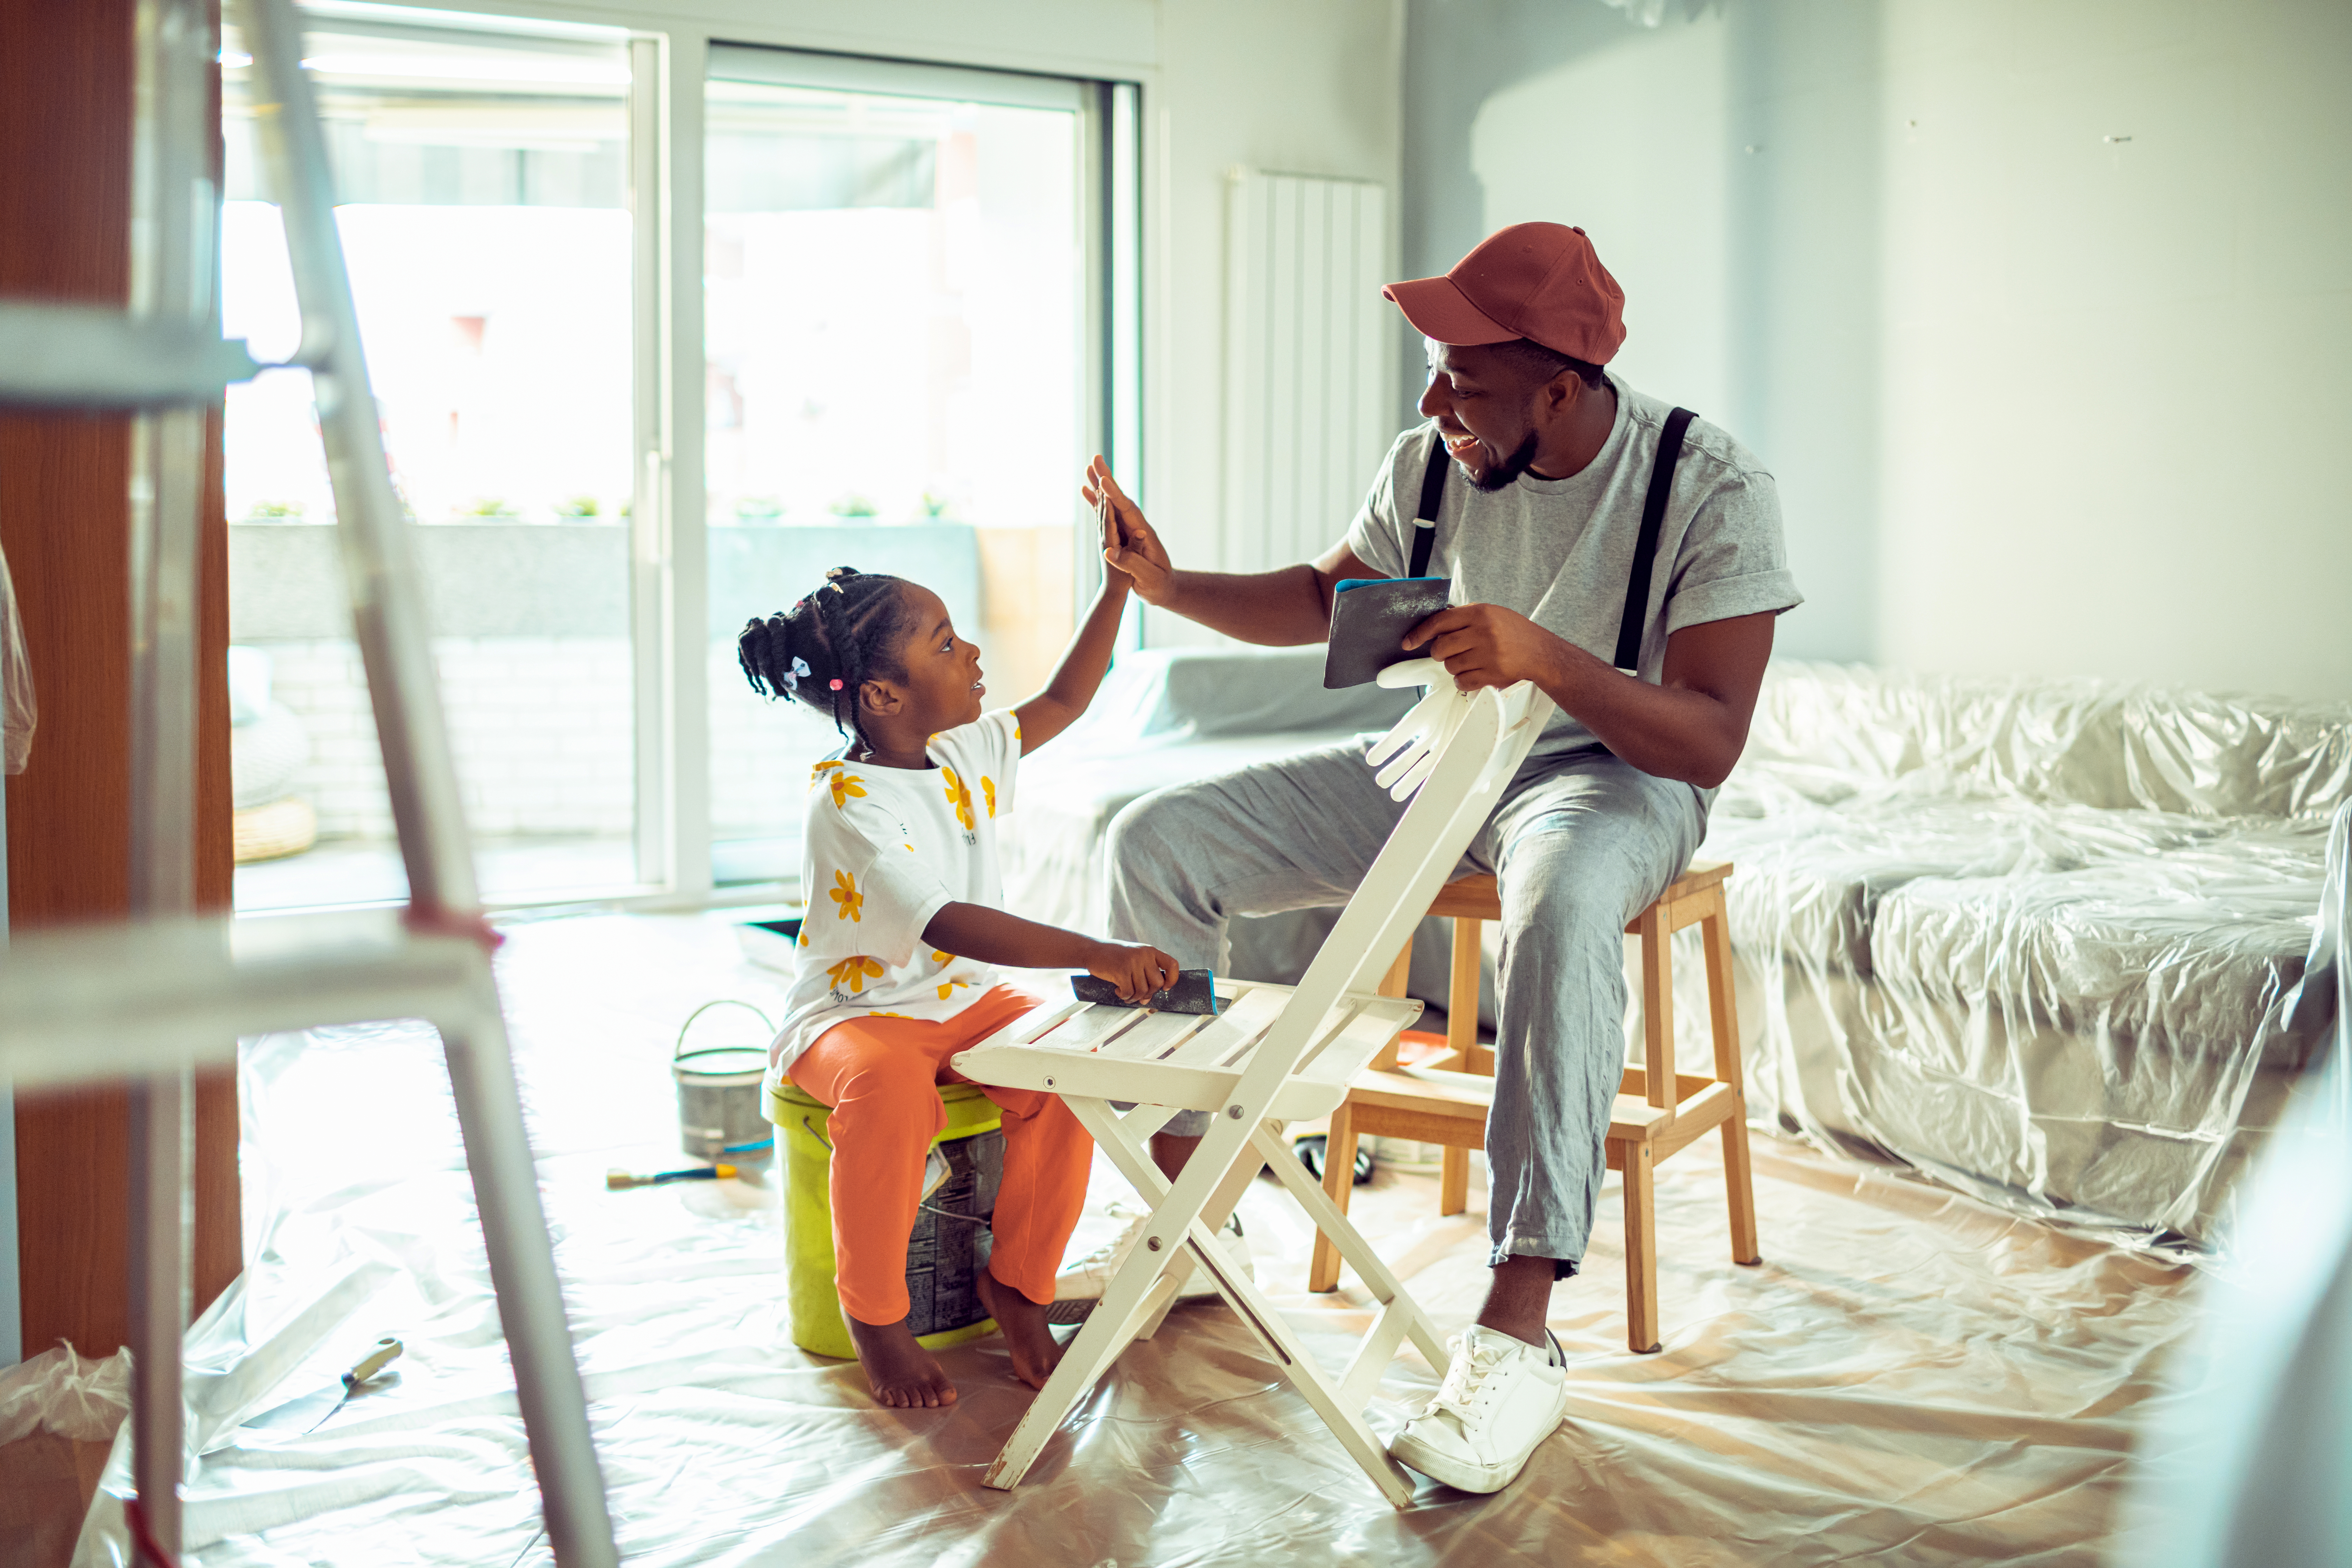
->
[1143,0,1406,645]
[1413,0,2352,699]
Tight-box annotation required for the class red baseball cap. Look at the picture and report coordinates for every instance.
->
[1382,222,1626,365]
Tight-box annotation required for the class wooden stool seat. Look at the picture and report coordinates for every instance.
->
[1310,857,1760,1353]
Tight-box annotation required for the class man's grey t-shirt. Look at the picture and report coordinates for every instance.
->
[1345,373,1802,766]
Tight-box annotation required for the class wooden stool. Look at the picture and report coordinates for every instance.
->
[1308,859,1760,1353]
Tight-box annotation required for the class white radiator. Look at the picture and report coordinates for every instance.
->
[1223,170,1395,574]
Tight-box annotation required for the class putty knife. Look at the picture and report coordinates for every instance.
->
[241,1337,403,1435]
[1071,969,1220,1015]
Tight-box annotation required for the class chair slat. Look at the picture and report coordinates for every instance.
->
[1297,1002,1402,1083]
[1036,1003,1151,1050]
[1096,1008,1214,1061]
[1158,988,1287,1069]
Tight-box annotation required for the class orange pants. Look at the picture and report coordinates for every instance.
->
[788,985,1090,1327]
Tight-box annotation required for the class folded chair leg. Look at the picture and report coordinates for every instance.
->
[1309,1101,1359,1292]
[1254,1124,1450,1375]
[983,1096,1198,1492]
[1621,1138,1661,1354]
[1069,1111,1421,1507]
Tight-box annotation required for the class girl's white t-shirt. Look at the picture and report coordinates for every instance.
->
[770,708,1022,1073]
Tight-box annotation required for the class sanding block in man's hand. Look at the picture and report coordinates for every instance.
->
[1070,969,1221,1015]
[1323,576,1452,689]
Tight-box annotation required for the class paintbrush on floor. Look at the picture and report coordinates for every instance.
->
[606,1163,738,1190]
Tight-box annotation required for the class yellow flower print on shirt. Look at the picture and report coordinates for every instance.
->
[827,955,885,994]
[930,948,970,999]
[809,760,866,808]
[941,766,975,831]
[982,776,996,819]
[828,869,863,922]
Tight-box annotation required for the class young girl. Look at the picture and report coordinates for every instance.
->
[738,547,1175,1410]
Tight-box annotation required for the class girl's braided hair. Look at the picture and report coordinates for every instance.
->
[737,567,918,756]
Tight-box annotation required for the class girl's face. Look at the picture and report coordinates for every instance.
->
[876,583,985,736]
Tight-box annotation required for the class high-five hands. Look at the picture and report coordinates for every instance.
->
[1082,457,1177,605]
[1401,603,1564,692]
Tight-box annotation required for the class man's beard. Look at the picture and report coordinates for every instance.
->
[1464,427,1541,492]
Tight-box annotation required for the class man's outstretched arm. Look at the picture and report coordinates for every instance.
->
[1082,456,1367,646]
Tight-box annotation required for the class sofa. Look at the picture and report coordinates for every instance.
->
[1007,648,2347,1247]
[1703,662,2346,1246]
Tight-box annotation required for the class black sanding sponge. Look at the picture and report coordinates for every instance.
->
[1323,576,1452,688]
[1070,969,1221,1015]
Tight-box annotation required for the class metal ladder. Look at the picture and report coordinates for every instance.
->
[0,1,619,1562]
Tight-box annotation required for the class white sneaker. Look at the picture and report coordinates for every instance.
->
[1049,1201,1254,1323]
[1388,1325,1569,1493]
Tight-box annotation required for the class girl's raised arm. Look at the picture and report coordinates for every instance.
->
[1013,474,1133,753]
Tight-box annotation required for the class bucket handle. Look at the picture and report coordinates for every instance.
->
[676,999,776,1059]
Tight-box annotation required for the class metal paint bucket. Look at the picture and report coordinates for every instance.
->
[673,1000,776,1167]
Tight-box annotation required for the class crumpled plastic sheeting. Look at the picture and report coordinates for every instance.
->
[1699,664,2347,1252]
[75,912,2201,1566]
[0,1346,130,1447]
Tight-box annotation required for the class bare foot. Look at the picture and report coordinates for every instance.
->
[844,1312,958,1408]
[975,1265,1065,1391]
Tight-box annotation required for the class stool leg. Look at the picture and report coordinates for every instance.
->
[1449,917,1484,1074]
[1439,1146,1469,1216]
[1621,1139,1661,1354]
[1702,903,1761,1266]
[1308,1101,1360,1293]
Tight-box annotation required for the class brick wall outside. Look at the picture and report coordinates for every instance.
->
[262,637,634,839]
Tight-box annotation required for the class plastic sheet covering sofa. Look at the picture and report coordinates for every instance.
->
[1698,662,2350,1248]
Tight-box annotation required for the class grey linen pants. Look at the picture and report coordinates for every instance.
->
[1106,739,1705,1273]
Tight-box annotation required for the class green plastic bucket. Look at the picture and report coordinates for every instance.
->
[767,1076,1004,1361]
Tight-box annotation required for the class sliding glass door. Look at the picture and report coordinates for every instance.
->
[702,47,1135,889]
[219,8,1140,911]
[221,6,643,910]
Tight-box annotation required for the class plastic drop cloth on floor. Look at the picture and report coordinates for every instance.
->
[75,911,2206,1566]
[1694,663,2350,1251]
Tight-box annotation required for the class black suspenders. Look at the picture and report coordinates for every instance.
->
[1406,429,1447,579]
[1613,406,1695,670]
[1404,406,1698,674]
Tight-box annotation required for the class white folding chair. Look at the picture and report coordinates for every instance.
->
[953,659,1556,1506]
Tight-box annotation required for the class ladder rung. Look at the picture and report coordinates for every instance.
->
[0,909,490,1087]
[0,301,263,409]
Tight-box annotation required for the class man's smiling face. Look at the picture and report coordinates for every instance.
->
[1416,339,1548,492]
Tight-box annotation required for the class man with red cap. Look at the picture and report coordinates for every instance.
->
[1079,221,1801,1493]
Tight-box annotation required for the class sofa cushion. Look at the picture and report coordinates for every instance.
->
[1864,816,2331,1065]
[1703,792,2220,979]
